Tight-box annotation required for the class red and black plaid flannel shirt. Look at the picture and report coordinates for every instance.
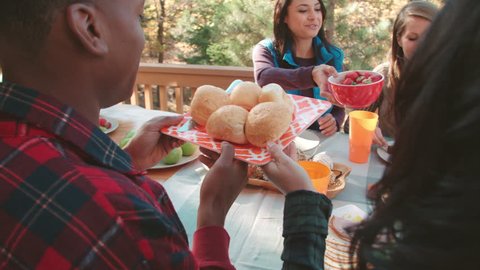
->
[0,82,233,269]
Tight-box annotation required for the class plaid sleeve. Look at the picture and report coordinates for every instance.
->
[0,138,197,269]
[281,190,332,270]
[193,226,235,270]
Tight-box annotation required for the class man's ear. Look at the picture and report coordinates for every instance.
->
[66,3,108,56]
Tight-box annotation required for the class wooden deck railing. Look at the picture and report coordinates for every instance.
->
[130,63,254,113]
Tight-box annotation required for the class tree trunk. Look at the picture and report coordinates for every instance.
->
[156,0,166,63]
[324,0,336,42]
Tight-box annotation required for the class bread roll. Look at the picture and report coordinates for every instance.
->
[229,81,261,111]
[258,83,284,103]
[190,85,230,126]
[259,83,295,115]
[206,105,249,144]
[245,102,291,147]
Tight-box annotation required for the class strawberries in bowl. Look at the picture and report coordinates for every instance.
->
[328,70,384,108]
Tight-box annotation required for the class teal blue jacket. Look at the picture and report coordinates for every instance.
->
[259,37,344,99]
[254,37,345,129]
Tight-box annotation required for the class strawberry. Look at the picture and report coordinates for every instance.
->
[99,117,111,129]
[370,75,382,82]
[357,71,367,77]
[342,78,354,85]
[99,117,107,127]
[345,72,358,81]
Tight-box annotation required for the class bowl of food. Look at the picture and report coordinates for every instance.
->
[328,70,384,108]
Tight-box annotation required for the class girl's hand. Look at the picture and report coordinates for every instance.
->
[262,143,315,194]
[283,141,298,161]
[312,64,342,106]
[372,127,388,147]
[318,113,338,137]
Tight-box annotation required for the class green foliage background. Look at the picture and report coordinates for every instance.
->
[142,0,444,70]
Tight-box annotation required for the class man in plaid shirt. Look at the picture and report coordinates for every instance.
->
[0,0,248,268]
[0,0,332,269]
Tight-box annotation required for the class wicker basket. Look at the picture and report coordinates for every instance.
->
[326,163,351,199]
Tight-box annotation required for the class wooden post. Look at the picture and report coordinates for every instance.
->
[159,85,168,111]
[175,86,184,113]
[144,84,153,109]
[130,85,139,105]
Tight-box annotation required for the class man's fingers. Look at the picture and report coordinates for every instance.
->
[216,142,235,164]
[200,142,235,168]
[143,115,184,131]
[200,147,220,160]
[167,137,180,151]
[170,138,183,148]
[157,135,181,154]
[199,155,215,168]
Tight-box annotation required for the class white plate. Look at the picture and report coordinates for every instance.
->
[376,139,394,163]
[100,116,119,134]
[332,204,367,223]
[149,150,200,169]
[294,129,320,152]
[376,147,390,163]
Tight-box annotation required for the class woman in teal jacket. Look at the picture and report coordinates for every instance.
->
[252,0,345,136]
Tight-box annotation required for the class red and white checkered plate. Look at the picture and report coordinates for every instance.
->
[161,94,331,165]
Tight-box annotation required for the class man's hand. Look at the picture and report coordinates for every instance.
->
[197,142,248,228]
[124,115,183,171]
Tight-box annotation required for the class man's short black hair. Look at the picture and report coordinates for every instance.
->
[0,0,80,55]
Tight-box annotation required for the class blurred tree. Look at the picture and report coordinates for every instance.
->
[332,0,400,70]
[142,0,444,69]
[332,0,444,70]
[323,0,337,41]
[171,0,273,66]
[142,0,191,63]
[155,0,166,63]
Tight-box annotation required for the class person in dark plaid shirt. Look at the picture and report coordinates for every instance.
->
[0,0,333,269]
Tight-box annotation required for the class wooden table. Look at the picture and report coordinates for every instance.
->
[101,103,387,269]
[161,133,386,269]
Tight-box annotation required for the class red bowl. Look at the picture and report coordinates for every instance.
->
[328,70,384,108]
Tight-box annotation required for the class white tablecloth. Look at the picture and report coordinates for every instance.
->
[163,132,386,269]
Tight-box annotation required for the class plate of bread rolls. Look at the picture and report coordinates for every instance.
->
[161,81,331,165]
